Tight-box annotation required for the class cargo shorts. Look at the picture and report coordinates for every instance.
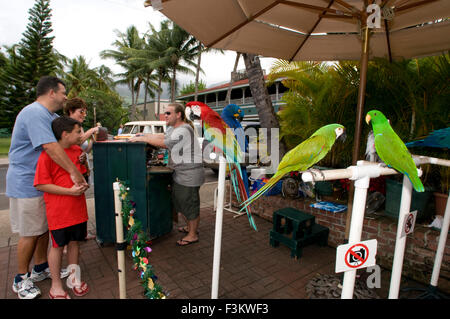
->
[9,196,48,237]
[172,182,201,221]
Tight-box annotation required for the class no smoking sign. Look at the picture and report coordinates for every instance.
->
[336,239,377,273]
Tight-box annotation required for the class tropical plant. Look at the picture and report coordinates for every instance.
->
[243,53,287,159]
[179,80,206,96]
[100,25,145,119]
[268,55,450,168]
[61,55,126,130]
[156,21,200,102]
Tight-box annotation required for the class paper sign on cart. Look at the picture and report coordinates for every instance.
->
[401,210,417,238]
[335,239,377,273]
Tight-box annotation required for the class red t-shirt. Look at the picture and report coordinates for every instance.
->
[34,145,88,230]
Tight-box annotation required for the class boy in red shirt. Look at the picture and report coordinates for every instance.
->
[34,116,90,299]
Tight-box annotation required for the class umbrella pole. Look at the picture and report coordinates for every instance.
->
[345,25,371,240]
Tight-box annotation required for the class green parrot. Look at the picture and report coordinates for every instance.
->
[365,110,424,192]
[240,124,346,210]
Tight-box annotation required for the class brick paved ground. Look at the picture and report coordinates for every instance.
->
[2,206,430,300]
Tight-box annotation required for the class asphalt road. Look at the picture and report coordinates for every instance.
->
[0,166,216,210]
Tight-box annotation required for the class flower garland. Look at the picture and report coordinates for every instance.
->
[118,181,166,299]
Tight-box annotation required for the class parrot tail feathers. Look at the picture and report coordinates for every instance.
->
[240,173,284,212]
[406,172,425,193]
[229,164,258,231]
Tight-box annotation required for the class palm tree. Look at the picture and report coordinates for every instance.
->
[64,56,99,97]
[193,43,224,101]
[100,25,145,119]
[157,21,200,102]
[243,53,287,159]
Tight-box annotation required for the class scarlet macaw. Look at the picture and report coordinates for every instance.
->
[185,101,257,231]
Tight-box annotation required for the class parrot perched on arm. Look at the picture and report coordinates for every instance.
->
[185,101,257,231]
[240,124,346,211]
[221,104,250,196]
[365,110,424,192]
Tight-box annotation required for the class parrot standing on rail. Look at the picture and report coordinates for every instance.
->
[221,104,250,196]
[185,101,257,231]
[365,110,424,192]
[240,124,346,211]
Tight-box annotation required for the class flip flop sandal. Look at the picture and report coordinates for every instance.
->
[176,239,199,246]
[178,227,199,234]
[49,290,71,299]
[68,281,89,297]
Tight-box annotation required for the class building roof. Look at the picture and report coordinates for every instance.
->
[178,74,281,99]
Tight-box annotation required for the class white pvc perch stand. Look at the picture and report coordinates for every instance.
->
[113,182,127,299]
[211,155,227,299]
[302,155,450,299]
[389,155,450,298]
[303,161,398,299]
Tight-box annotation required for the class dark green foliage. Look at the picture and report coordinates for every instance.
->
[0,0,57,130]
[269,55,450,168]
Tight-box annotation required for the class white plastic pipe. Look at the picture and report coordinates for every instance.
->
[388,175,413,299]
[211,155,226,299]
[113,182,127,299]
[341,173,370,299]
[430,191,450,287]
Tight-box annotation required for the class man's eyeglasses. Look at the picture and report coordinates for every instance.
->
[164,111,172,116]
[79,109,87,115]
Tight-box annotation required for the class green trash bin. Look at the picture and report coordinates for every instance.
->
[384,178,433,221]
[93,141,173,243]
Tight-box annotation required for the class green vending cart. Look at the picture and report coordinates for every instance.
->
[92,141,173,244]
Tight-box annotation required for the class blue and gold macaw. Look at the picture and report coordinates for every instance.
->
[221,104,250,196]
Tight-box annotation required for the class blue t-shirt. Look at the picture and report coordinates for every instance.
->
[6,102,59,198]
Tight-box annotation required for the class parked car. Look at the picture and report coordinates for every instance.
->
[114,121,167,140]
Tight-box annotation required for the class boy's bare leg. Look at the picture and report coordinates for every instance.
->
[66,241,79,266]
[48,246,64,295]
[66,241,81,287]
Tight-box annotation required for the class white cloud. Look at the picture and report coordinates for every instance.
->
[1,0,277,87]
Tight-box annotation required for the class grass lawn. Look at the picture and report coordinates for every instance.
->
[0,137,11,157]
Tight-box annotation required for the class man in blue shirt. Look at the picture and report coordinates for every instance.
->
[6,76,88,299]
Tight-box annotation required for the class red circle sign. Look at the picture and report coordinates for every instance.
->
[344,243,369,268]
[405,213,414,234]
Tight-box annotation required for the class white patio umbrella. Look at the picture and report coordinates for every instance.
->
[145,0,450,165]
[144,0,450,298]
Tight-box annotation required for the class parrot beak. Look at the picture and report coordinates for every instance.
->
[338,129,347,142]
[234,113,244,122]
[365,114,371,124]
[188,111,198,121]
